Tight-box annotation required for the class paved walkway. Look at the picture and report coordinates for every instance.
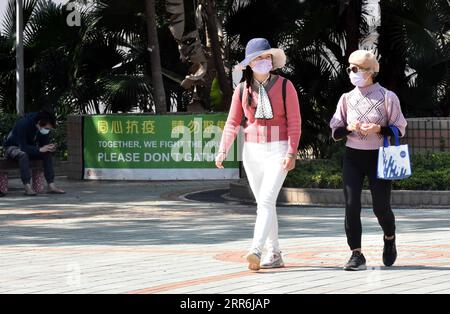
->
[1,178,450,294]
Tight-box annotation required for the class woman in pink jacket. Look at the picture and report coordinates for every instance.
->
[215,38,302,271]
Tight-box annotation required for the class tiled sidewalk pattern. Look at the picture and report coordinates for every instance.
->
[1,179,450,294]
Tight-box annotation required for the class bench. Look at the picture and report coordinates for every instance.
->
[0,157,45,193]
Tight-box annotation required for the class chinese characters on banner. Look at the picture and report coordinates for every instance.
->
[83,114,239,180]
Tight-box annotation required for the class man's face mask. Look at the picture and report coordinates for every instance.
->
[39,127,50,135]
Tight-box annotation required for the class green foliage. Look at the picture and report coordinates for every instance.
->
[224,0,449,158]
[50,118,68,161]
[0,0,449,160]
[209,77,223,111]
[0,113,18,146]
[0,112,67,160]
[285,151,450,190]
[377,0,450,117]
[0,0,184,115]
[392,152,450,190]
[284,159,342,189]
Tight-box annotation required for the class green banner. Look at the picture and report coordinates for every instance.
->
[83,114,239,180]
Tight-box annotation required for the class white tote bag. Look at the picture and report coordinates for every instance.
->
[377,126,412,180]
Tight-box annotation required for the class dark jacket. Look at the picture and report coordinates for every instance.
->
[3,113,50,156]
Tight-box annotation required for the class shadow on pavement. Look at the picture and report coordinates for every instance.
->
[1,179,449,247]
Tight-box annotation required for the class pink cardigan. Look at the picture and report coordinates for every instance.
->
[218,76,302,156]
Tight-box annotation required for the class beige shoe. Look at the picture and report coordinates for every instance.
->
[245,250,261,271]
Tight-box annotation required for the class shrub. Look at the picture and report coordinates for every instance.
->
[0,113,67,160]
[285,151,450,191]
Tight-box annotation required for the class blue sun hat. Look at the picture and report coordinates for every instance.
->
[237,38,286,70]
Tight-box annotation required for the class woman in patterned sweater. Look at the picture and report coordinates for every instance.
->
[330,50,407,271]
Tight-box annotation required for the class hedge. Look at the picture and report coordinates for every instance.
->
[0,113,67,160]
[285,151,450,191]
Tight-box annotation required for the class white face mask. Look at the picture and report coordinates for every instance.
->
[349,71,369,87]
[39,128,50,135]
[251,59,273,75]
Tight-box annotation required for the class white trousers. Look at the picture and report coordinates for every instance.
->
[242,140,289,254]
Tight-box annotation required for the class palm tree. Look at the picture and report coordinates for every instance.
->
[145,0,167,113]
[87,0,184,113]
[1,0,448,159]
[377,0,450,117]
[202,1,232,110]
[0,0,175,114]
[165,0,233,111]
[0,0,79,113]
[225,0,371,158]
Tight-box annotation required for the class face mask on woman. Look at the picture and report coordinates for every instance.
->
[349,71,370,87]
[251,59,273,74]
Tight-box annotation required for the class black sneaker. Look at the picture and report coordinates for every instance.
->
[0,191,4,197]
[383,236,397,267]
[344,251,367,271]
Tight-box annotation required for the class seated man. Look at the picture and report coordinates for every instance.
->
[3,111,65,196]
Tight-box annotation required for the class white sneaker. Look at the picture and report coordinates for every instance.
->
[260,252,285,269]
[245,250,262,271]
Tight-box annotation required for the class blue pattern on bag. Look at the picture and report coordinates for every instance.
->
[382,153,408,179]
[377,125,411,180]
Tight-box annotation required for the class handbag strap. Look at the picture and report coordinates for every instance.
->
[383,125,400,147]
[382,89,400,147]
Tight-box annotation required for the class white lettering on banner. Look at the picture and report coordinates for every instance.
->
[192,118,203,159]
[143,141,158,148]
[203,125,223,159]
[170,121,225,162]
[157,141,173,148]
[98,152,141,163]
[171,125,191,162]
[98,141,141,148]
[183,153,216,162]
[94,119,240,163]
[143,153,171,162]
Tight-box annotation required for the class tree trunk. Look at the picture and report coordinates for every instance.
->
[203,1,232,111]
[145,0,167,114]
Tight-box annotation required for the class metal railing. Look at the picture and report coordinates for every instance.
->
[402,118,450,154]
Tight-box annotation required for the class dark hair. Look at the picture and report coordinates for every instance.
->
[240,65,278,107]
[240,66,254,107]
[34,110,56,128]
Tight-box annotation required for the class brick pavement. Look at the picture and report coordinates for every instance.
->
[1,178,450,294]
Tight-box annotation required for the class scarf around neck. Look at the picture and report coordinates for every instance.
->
[253,75,274,119]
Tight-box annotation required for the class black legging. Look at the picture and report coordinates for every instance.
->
[343,146,396,250]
